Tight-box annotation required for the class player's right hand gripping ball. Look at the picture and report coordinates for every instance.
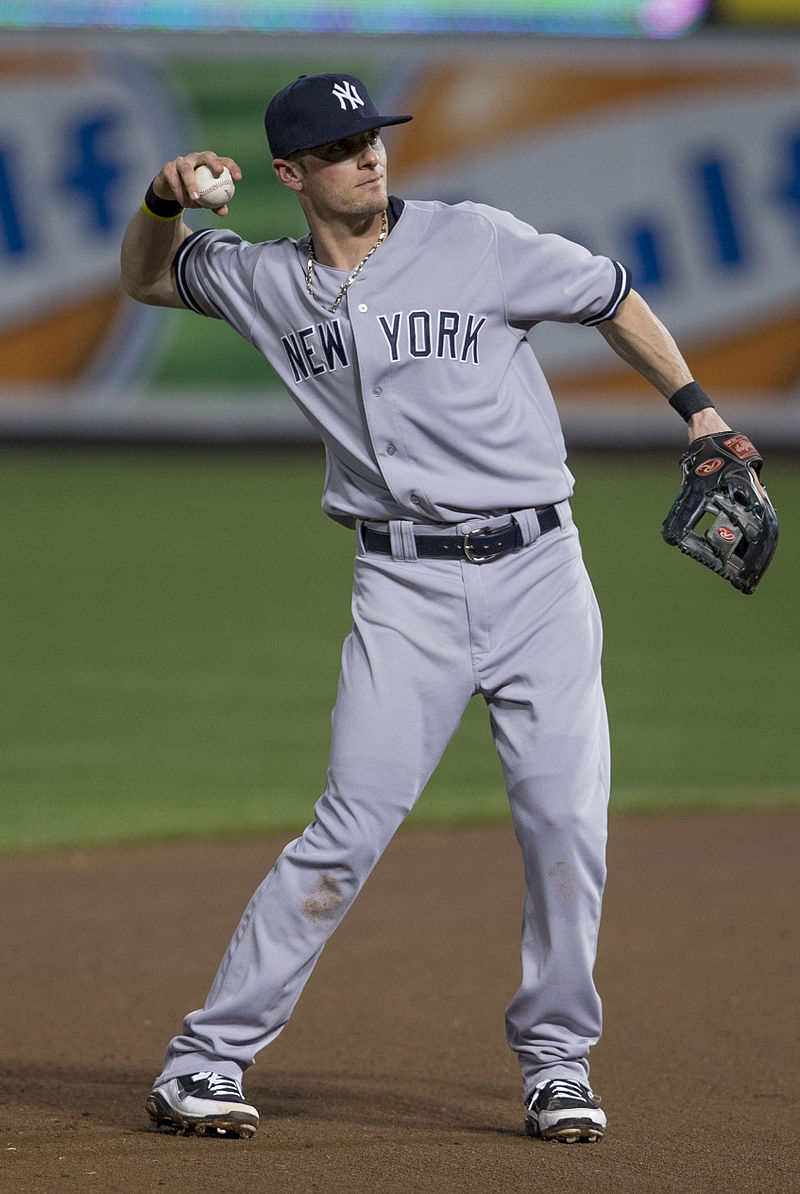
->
[193,164,235,209]
[662,432,778,594]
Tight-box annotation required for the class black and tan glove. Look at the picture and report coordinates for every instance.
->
[662,432,778,594]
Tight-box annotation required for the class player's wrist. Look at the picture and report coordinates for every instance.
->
[142,179,184,221]
[686,408,731,442]
[668,380,714,423]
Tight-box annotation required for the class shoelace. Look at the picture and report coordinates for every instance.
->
[192,1071,243,1098]
[530,1079,596,1108]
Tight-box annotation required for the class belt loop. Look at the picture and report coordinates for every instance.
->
[513,507,542,547]
[355,520,366,556]
[389,520,419,561]
[514,500,571,545]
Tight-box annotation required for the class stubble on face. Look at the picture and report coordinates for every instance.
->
[295,131,388,223]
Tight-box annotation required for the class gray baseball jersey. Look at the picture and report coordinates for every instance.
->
[175,199,629,525]
[155,197,628,1102]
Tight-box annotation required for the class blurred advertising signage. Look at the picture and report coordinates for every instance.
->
[0,50,184,390]
[1,0,709,37]
[386,48,800,398]
[714,0,800,22]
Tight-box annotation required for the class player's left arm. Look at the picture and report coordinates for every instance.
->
[601,290,778,593]
[596,289,730,443]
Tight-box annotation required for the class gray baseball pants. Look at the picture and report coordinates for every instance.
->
[156,503,610,1099]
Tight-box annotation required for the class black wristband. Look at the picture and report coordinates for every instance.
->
[143,180,183,220]
[669,381,714,423]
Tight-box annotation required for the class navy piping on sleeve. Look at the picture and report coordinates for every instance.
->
[174,228,219,315]
[580,261,632,326]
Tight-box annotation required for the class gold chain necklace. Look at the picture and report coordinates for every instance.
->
[305,210,388,314]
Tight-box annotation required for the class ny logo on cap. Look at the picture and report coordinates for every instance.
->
[332,80,364,111]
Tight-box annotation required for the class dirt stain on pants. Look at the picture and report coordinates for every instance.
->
[301,873,343,923]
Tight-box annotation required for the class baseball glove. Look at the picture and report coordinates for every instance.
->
[662,432,778,594]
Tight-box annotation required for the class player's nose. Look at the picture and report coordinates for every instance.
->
[359,143,380,167]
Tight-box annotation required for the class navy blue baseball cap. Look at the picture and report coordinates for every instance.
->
[265,73,413,160]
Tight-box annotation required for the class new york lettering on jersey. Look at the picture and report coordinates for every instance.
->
[281,321,350,383]
[377,310,486,364]
[281,308,487,383]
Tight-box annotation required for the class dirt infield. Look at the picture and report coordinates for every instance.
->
[1,810,797,1193]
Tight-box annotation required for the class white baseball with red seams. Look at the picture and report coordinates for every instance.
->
[193,164,235,209]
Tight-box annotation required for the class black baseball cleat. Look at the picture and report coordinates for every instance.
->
[524,1078,606,1143]
[146,1071,259,1138]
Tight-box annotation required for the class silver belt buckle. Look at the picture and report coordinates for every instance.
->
[463,525,500,564]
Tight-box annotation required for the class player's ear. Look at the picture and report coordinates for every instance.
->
[273,159,305,192]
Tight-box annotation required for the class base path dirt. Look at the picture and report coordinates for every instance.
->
[1,810,797,1193]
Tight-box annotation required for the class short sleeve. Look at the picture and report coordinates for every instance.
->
[471,204,630,329]
[174,229,260,342]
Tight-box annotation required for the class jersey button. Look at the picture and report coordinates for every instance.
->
[373,385,382,397]
[358,303,368,313]
[386,443,396,456]
[410,493,422,505]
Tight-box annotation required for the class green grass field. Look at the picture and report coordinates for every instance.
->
[1,448,797,852]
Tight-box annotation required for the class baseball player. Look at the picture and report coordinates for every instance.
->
[121,72,732,1143]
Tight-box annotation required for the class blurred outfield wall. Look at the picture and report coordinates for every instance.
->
[2,29,800,445]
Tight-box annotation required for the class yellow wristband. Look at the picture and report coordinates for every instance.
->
[142,181,183,220]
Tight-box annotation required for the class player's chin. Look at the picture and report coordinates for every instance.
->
[354,179,387,208]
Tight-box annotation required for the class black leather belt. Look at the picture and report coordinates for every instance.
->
[361,505,559,564]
